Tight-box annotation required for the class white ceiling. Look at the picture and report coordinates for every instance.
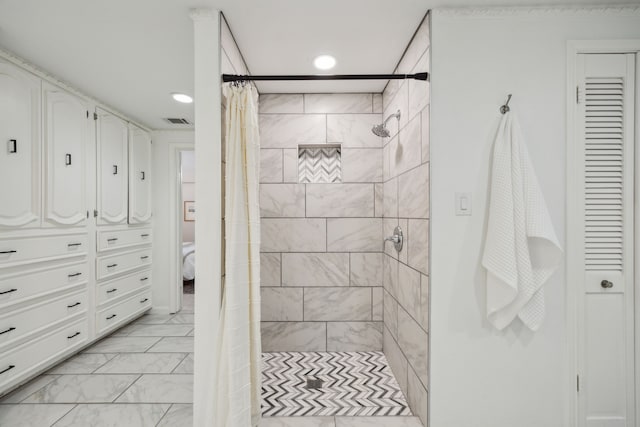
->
[0,0,622,130]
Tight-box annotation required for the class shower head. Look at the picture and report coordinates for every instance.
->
[371,110,401,138]
[372,123,391,138]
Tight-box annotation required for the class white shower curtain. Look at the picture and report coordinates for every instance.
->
[215,83,262,427]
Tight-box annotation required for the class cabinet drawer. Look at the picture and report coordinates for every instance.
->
[0,289,86,352]
[0,262,88,309]
[96,248,151,281]
[0,234,88,267]
[97,289,151,335]
[0,318,87,393]
[98,270,151,306]
[97,228,152,252]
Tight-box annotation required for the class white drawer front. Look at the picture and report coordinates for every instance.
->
[0,289,87,352]
[0,318,88,393]
[96,248,151,281]
[98,270,151,306]
[97,289,151,335]
[97,228,152,252]
[0,234,88,267]
[0,262,88,309]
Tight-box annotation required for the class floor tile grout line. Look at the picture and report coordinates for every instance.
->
[111,373,143,403]
[170,353,191,374]
[48,403,78,427]
[154,403,174,427]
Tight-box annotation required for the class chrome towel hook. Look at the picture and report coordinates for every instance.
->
[500,94,512,114]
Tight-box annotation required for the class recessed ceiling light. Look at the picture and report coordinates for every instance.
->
[313,55,336,70]
[172,93,193,104]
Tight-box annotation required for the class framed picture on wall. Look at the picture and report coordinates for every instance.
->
[184,201,195,221]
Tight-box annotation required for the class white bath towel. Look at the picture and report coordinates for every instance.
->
[482,112,562,331]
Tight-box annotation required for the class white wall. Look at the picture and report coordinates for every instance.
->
[430,7,640,427]
[151,129,194,312]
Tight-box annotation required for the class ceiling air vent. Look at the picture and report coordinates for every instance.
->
[164,118,192,125]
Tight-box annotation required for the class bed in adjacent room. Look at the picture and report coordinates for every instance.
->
[182,241,196,281]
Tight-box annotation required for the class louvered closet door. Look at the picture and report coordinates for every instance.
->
[577,53,636,427]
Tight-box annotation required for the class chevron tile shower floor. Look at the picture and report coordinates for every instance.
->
[262,351,412,417]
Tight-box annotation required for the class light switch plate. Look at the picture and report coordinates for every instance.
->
[455,192,472,216]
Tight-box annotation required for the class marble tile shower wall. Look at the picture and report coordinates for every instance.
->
[258,93,384,353]
[381,14,430,427]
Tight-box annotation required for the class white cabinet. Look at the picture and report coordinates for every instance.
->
[97,109,128,225]
[43,83,89,227]
[0,58,41,228]
[128,125,152,224]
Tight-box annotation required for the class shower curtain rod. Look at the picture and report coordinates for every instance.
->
[222,72,429,82]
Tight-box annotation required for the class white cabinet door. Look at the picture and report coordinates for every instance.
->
[0,59,41,228]
[43,83,89,227]
[128,124,152,224]
[576,53,636,427]
[96,109,128,225]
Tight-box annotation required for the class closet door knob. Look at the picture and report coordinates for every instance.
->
[8,139,16,154]
[601,280,614,289]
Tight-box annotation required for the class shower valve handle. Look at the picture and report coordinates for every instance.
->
[384,226,403,252]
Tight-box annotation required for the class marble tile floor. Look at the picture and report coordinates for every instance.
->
[0,290,422,427]
[0,295,195,427]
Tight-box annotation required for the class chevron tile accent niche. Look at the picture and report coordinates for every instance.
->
[262,351,412,417]
[298,146,342,183]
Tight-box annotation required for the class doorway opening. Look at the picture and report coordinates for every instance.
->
[179,149,195,314]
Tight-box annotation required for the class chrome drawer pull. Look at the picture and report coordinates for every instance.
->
[68,272,82,278]
[141,234,150,237]
[140,277,148,282]
[0,365,15,375]
[106,288,118,294]
[107,238,118,242]
[0,250,16,254]
[67,332,80,339]
[107,264,117,268]
[67,302,81,308]
[106,314,117,320]
[0,327,15,335]
[140,298,149,303]
[140,256,149,260]
[0,289,17,295]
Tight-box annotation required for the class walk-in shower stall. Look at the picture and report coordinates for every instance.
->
[219,11,431,426]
